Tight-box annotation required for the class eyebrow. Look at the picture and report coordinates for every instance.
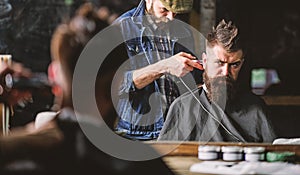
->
[160,7,169,12]
[220,59,242,63]
[216,59,244,66]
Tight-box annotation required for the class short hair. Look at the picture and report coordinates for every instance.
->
[50,3,122,128]
[207,19,244,54]
[51,2,109,79]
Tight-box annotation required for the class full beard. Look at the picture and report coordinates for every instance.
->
[203,72,238,107]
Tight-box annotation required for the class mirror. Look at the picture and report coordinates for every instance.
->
[1,0,299,144]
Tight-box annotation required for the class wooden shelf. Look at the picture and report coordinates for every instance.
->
[261,96,300,106]
[147,141,300,156]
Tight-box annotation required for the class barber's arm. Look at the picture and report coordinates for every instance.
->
[133,52,203,89]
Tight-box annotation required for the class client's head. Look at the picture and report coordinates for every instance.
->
[202,19,245,105]
[50,3,109,108]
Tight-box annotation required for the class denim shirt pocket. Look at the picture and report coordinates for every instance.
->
[125,38,142,57]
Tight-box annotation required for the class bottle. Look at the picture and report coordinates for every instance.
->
[3,72,51,91]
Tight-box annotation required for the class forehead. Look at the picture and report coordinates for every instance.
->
[206,44,243,62]
[153,0,165,7]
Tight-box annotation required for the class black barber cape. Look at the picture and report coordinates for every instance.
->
[158,88,276,143]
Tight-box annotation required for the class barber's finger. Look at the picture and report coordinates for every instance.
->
[0,64,13,75]
[186,59,204,70]
[185,64,194,72]
[11,62,32,77]
[178,52,196,59]
[0,63,8,72]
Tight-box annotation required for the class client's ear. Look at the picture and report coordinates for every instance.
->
[48,61,63,96]
[48,62,57,84]
[145,0,153,11]
[202,52,207,69]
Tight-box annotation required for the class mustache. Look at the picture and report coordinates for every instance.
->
[210,75,235,86]
[203,72,238,104]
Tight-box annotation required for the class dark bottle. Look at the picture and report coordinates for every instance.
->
[4,73,51,91]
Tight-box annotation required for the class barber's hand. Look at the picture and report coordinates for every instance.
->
[0,62,32,106]
[163,52,203,77]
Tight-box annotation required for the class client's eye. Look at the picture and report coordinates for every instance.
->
[230,61,242,69]
[160,8,169,13]
[216,60,225,66]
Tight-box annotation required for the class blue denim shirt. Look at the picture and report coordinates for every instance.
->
[114,0,203,140]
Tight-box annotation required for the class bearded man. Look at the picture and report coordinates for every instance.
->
[113,0,203,140]
[158,20,276,142]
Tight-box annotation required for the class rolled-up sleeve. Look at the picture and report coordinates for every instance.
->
[119,70,136,95]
